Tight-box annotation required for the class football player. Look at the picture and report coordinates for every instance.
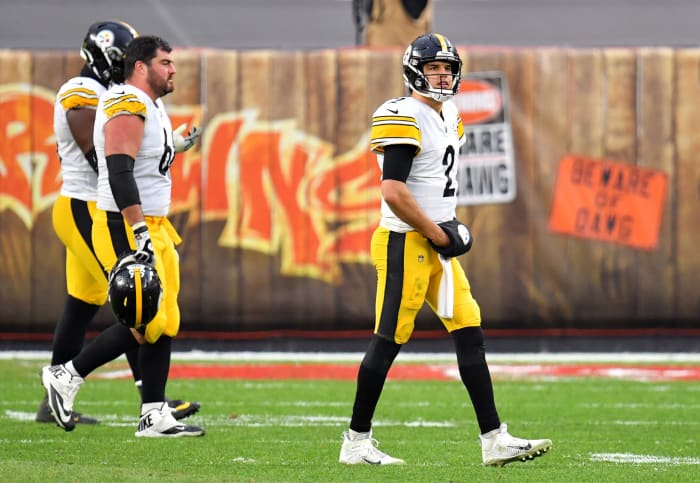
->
[41,33,203,437]
[338,33,552,466]
[39,20,200,426]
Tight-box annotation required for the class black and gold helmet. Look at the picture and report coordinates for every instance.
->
[80,20,138,85]
[402,33,462,102]
[108,253,161,332]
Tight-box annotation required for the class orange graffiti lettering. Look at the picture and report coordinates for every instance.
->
[205,112,380,283]
[0,85,61,227]
[202,111,251,217]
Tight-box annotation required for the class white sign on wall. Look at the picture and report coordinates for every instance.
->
[453,71,516,205]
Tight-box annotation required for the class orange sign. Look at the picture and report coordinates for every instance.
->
[454,78,503,125]
[549,155,668,250]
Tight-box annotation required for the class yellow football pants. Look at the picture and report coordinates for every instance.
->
[371,226,482,344]
[52,195,108,306]
[92,210,182,343]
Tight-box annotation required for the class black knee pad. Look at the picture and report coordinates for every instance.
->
[452,326,486,367]
[361,335,402,374]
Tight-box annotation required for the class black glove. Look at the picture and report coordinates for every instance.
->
[429,219,473,258]
[132,222,155,265]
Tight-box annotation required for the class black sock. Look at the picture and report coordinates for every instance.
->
[51,295,100,365]
[452,327,500,434]
[139,336,172,404]
[125,347,141,382]
[72,323,139,377]
[350,335,401,433]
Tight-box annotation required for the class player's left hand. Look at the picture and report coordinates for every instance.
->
[173,124,201,153]
[429,218,473,257]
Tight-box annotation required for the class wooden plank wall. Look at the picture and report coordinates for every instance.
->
[0,46,698,332]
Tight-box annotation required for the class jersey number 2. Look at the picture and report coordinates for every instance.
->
[442,145,456,197]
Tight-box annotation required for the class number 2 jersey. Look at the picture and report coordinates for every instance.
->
[370,96,466,232]
[94,83,175,216]
[54,76,105,201]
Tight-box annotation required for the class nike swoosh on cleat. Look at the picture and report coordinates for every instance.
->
[508,443,532,451]
[361,457,381,465]
[49,390,72,428]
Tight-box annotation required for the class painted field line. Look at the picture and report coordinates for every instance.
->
[2,350,700,363]
[590,453,700,465]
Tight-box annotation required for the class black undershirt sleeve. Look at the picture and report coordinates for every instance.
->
[106,154,141,210]
[381,144,417,182]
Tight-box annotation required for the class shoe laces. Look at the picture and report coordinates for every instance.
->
[159,406,181,427]
[66,380,81,398]
[481,423,524,448]
[353,435,388,459]
[62,373,83,397]
[496,425,530,447]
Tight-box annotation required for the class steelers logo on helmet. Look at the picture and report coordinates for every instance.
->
[80,20,138,85]
[94,29,116,49]
[108,254,162,332]
[402,33,462,102]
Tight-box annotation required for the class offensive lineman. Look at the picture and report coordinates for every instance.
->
[42,35,204,437]
[38,20,199,426]
[338,33,552,466]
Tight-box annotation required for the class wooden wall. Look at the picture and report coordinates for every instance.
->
[1,46,698,332]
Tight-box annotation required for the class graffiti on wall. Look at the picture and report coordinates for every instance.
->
[0,87,380,286]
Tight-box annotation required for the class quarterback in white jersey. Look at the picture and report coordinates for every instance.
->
[371,95,465,232]
[339,33,552,468]
[94,83,174,216]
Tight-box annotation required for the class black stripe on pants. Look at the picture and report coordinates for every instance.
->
[377,231,405,340]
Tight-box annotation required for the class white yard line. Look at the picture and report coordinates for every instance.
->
[590,453,700,465]
[3,350,700,363]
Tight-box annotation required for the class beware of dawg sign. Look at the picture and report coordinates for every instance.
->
[453,71,516,205]
[549,155,668,250]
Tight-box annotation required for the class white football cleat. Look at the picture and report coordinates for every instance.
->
[41,364,84,432]
[135,402,205,438]
[480,423,552,466]
[339,430,405,465]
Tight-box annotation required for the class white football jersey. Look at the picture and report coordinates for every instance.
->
[95,84,175,216]
[54,76,105,201]
[370,96,466,232]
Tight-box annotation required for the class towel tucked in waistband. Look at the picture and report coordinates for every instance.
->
[437,255,454,319]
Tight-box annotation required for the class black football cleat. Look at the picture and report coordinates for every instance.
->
[167,398,201,420]
[36,393,99,425]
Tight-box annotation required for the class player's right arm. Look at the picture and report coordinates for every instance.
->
[102,96,155,266]
[381,145,450,247]
[58,78,103,172]
[371,99,450,247]
[104,112,145,226]
[66,109,97,167]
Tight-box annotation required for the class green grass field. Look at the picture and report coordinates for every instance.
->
[2,355,699,482]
